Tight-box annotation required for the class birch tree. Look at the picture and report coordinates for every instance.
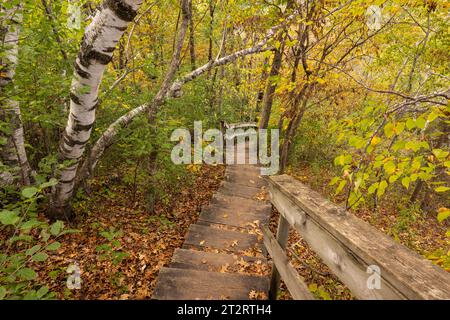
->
[49,0,144,218]
[0,3,32,186]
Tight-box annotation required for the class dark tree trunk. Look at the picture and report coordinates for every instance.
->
[258,43,284,129]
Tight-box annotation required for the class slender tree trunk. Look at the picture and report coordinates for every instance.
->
[145,0,190,211]
[49,0,144,219]
[254,56,269,121]
[188,0,196,71]
[258,0,295,129]
[0,4,32,186]
[259,41,284,129]
[207,0,215,78]
[280,105,305,172]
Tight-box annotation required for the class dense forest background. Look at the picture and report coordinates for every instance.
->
[0,0,449,299]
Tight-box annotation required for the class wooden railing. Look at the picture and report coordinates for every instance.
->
[264,174,450,300]
[222,121,258,131]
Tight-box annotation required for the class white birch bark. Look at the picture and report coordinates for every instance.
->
[50,0,143,216]
[0,4,32,186]
[77,10,300,183]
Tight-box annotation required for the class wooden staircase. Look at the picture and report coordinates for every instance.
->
[152,162,272,300]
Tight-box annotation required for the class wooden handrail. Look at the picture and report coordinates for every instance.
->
[264,174,450,300]
[223,121,258,130]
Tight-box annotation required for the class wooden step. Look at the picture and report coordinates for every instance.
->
[184,224,262,252]
[170,249,267,272]
[225,170,266,188]
[219,181,266,199]
[211,193,271,212]
[152,267,269,300]
[226,165,261,176]
[199,204,270,228]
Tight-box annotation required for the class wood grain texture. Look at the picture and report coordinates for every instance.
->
[153,268,269,300]
[171,249,267,272]
[267,174,450,300]
[184,224,262,252]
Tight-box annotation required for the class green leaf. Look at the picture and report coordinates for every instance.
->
[308,283,318,293]
[354,177,363,192]
[384,161,396,175]
[36,286,49,299]
[377,180,388,197]
[427,111,439,123]
[395,122,405,135]
[0,286,6,300]
[401,177,410,189]
[368,183,378,195]
[437,208,450,223]
[20,219,44,231]
[435,186,450,193]
[40,178,58,189]
[334,155,352,166]
[17,268,37,281]
[432,149,449,160]
[26,245,41,256]
[389,175,399,184]
[406,118,416,130]
[0,210,20,225]
[384,123,395,138]
[22,187,39,199]
[329,177,340,186]
[50,221,64,236]
[32,252,48,262]
[335,180,347,195]
[46,242,61,251]
[416,117,426,129]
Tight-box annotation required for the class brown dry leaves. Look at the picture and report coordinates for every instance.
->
[36,165,225,300]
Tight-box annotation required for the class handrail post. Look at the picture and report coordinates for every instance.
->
[269,215,290,299]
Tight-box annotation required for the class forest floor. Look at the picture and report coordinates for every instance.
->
[33,165,225,299]
[24,162,447,300]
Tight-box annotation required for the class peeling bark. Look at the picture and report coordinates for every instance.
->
[0,4,32,186]
[49,0,144,218]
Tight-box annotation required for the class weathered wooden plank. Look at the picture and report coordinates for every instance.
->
[262,225,314,300]
[184,224,262,252]
[153,267,269,300]
[269,215,290,299]
[225,169,266,188]
[199,204,269,228]
[224,122,258,130]
[269,185,401,299]
[226,165,260,175]
[211,193,271,212]
[267,175,450,300]
[171,249,267,272]
[219,181,265,199]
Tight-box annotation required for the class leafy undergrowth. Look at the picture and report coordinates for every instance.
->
[273,163,448,300]
[33,165,225,300]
